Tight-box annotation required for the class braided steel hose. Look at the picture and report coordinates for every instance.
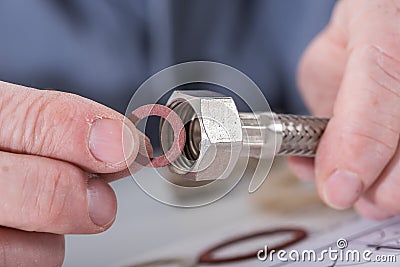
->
[239,112,329,158]
[276,114,329,156]
[163,91,330,180]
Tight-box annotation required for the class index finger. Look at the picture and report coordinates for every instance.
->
[0,81,139,173]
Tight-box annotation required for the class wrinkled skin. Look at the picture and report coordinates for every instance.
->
[1,0,400,265]
[289,0,400,220]
[0,81,140,266]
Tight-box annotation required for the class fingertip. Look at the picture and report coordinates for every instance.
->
[122,119,141,167]
[322,169,363,210]
[89,118,139,171]
[314,118,377,211]
[354,198,393,221]
[87,178,117,229]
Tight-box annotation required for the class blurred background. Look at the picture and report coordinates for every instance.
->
[0,1,349,266]
[0,0,335,113]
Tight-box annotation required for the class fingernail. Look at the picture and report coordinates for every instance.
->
[87,179,117,227]
[323,170,363,210]
[89,119,135,165]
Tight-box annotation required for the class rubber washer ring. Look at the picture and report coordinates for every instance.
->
[129,104,185,168]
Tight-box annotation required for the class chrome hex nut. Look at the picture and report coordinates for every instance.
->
[162,90,243,181]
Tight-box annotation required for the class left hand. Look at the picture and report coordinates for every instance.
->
[0,81,142,266]
[289,0,400,220]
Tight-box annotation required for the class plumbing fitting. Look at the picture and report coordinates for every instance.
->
[161,90,329,181]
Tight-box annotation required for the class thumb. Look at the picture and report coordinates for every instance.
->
[0,81,139,173]
[315,45,400,209]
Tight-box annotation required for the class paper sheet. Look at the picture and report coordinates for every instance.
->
[261,217,400,266]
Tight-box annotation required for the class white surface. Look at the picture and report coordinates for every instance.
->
[64,168,259,267]
[63,167,388,267]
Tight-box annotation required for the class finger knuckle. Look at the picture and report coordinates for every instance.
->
[20,91,79,157]
[345,128,396,162]
[23,164,82,231]
[361,45,400,98]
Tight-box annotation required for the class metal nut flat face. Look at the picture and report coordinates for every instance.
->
[165,90,242,181]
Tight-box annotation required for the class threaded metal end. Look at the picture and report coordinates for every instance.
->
[162,99,200,173]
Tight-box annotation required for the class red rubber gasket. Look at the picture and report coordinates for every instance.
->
[129,104,185,168]
[198,228,307,264]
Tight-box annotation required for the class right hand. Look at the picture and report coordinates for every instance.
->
[0,81,140,266]
[289,0,400,220]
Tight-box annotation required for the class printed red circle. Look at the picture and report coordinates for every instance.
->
[198,228,307,264]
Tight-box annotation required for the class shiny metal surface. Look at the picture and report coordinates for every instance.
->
[162,90,243,181]
[239,112,329,157]
[239,112,282,159]
[163,90,329,180]
[276,114,329,156]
